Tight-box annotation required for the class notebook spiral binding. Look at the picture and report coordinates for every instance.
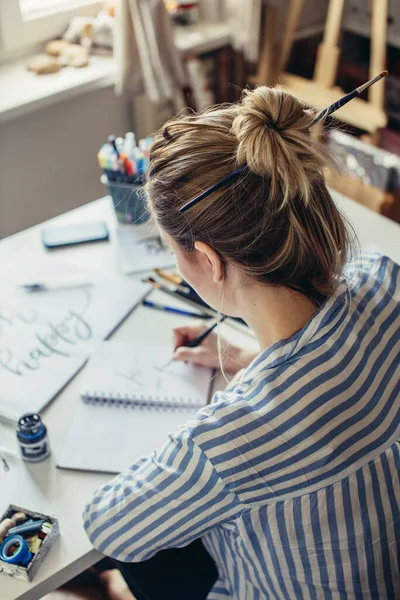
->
[81,391,202,412]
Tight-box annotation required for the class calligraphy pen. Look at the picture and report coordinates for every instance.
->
[160,315,228,370]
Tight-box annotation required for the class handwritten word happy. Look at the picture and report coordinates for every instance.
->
[0,307,92,378]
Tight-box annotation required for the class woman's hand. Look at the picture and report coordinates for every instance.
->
[173,321,257,373]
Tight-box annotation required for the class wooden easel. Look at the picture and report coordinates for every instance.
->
[250,3,279,87]
[254,0,388,135]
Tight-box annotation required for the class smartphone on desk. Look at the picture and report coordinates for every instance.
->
[41,221,110,249]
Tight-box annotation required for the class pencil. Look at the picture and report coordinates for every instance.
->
[154,268,183,286]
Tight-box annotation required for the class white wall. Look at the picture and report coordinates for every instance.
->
[0,86,131,238]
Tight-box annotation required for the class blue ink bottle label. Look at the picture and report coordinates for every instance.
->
[16,414,50,463]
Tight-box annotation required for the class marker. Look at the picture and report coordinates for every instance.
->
[143,299,210,319]
[115,137,124,154]
[97,151,106,169]
[120,153,134,177]
[108,135,120,157]
[132,147,147,175]
[111,153,122,181]
[124,132,137,157]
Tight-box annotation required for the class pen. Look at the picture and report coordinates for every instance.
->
[144,277,222,316]
[184,314,228,347]
[160,315,228,370]
[19,280,93,293]
[143,278,248,328]
[143,299,211,319]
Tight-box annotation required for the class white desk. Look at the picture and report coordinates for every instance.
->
[1,192,400,600]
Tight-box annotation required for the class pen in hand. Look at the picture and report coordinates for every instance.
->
[160,315,228,371]
[183,315,228,348]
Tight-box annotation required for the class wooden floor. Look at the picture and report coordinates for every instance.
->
[42,570,136,600]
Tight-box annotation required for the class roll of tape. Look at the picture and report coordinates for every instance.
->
[0,535,32,567]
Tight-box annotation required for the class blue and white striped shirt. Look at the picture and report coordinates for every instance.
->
[84,254,400,599]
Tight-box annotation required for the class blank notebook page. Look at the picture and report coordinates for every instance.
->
[57,401,199,473]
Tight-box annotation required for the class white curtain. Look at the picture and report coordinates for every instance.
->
[115,0,187,106]
[225,0,262,63]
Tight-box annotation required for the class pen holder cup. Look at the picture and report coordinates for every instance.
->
[101,174,149,225]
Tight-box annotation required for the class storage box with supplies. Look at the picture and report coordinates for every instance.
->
[0,505,59,582]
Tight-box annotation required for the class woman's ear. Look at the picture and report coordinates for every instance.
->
[194,241,224,283]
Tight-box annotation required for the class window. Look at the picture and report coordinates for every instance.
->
[0,0,102,52]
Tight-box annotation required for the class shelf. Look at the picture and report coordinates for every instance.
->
[0,22,232,123]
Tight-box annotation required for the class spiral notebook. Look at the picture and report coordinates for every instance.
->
[57,341,213,473]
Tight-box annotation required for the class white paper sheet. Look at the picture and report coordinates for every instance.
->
[58,401,196,474]
[0,271,150,422]
[116,224,176,275]
[0,424,51,515]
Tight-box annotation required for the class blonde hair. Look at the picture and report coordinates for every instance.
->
[146,86,351,305]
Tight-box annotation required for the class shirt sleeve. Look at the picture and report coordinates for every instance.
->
[82,425,243,562]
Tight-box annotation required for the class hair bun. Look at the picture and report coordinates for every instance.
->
[232,86,326,205]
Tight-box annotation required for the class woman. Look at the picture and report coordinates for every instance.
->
[84,87,400,599]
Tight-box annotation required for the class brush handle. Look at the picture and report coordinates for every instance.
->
[313,71,388,124]
[186,316,227,348]
[313,88,359,123]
